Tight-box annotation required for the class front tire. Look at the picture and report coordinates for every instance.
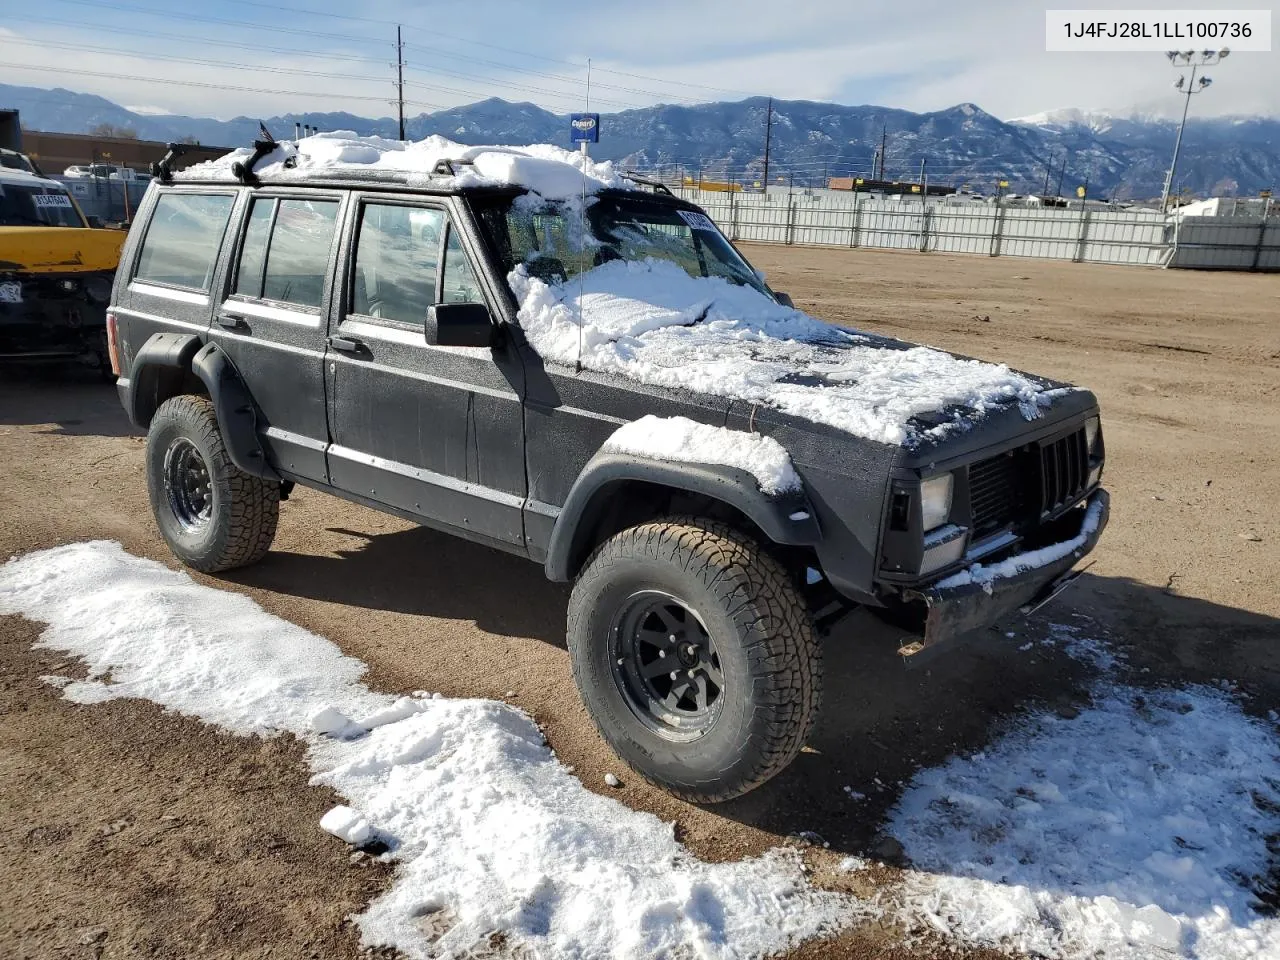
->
[145,394,279,572]
[567,518,821,803]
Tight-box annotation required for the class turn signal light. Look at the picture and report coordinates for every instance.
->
[105,311,121,376]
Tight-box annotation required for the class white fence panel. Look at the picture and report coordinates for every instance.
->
[671,187,1274,270]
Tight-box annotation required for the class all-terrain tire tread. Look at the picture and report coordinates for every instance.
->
[148,395,279,573]
[568,516,821,803]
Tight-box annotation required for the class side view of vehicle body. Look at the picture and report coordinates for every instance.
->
[0,168,124,372]
[109,134,1108,801]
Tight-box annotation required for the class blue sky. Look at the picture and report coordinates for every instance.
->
[0,0,1275,121]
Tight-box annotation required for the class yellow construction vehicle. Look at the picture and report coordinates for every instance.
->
[1,167,125,374]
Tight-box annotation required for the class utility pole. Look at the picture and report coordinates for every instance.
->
[761,98,773,195]
[396,25,406,141]
[1160,48,1228,211]
[878,125,887,180]
[1056,151,1068,198]
[1042,152,1053,196]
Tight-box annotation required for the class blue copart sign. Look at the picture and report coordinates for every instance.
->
[570,113,600,143]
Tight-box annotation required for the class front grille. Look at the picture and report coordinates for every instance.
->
[1040,428,1090,516]
[966,426,1090,539]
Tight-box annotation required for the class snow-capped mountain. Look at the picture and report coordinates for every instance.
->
[3,82,1276,199]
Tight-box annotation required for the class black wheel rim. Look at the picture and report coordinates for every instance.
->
[163,438,212,533]
[609,590,724,741]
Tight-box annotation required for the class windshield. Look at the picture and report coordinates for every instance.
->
[474,193,769,296]
[0,184,84,228]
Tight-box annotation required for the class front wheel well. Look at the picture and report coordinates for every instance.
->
[565,479,817,586]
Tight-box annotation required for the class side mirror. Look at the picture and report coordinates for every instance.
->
[427,302,496,348]
[774,291,795,308]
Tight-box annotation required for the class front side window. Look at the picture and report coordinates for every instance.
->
[0,184,84,228]
[232,197,339,308]
[135,193,235,291]
[350,202,444,325]
[441,225,482,304]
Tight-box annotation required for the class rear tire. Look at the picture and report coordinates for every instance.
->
[145,394,279,572]
[567,517,821,803]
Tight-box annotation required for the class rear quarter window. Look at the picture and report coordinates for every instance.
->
[134,193,235,292]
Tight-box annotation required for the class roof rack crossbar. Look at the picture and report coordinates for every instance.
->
[623,171,674,196]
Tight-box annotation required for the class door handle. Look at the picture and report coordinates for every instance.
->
[328,336,366,354]
[216,313,247,330]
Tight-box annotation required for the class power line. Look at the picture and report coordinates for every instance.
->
[4,63,444,110]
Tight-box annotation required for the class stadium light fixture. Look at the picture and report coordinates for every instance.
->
[1160,48,1229,211]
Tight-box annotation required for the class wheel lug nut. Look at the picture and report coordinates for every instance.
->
[687,669,696,678]
[658,650,666,658]
[669,671,678,680]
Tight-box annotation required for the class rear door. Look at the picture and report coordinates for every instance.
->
[212,190,346,484]
[325,193,526,552]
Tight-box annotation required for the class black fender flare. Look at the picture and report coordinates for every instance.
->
[544,452,823,582]
[126,333,281,482]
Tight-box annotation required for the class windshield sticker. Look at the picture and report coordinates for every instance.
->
[34,193,74,209]
[677,210,718,232]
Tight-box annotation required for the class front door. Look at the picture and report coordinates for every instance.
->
[212,190,345,483]
[326,195,526,552]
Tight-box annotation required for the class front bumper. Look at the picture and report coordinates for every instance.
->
[902,489,1110,653]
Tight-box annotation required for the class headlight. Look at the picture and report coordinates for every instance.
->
[920,474,953,532]
[1085,416,1101,455]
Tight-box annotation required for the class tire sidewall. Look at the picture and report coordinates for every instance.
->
[145,400,231,569]
[571,546,770,798]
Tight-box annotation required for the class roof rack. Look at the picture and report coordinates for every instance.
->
[431,157,475,176]
[150,143,190,183]
[623,171,674,196]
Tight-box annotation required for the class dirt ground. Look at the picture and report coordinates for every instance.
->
[1,245,1277,959]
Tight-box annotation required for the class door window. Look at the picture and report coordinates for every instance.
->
[135,192,235,291]
[233,197,339,308]
[350,203,444,325]
[441,225,483,303]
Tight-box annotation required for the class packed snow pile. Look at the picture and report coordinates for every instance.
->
[510,257,1060,446]
[0,542,860,960]
[888,673,1280,959]
[177,132,626,200]
[935,495,1106,590]
[602,415,802,495]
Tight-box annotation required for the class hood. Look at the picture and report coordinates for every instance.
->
[508,257,1072,448]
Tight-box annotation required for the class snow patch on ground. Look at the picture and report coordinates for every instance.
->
[509,257,1058,446]
[888,676,1280,960]
[0,542,859,959]
[602,415,801,495]
[177,132,626,201]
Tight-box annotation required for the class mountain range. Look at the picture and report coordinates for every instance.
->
[5,82,1277,199]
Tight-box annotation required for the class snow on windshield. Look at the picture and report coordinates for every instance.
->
[509,255,1058,446]
[177,132,626,201]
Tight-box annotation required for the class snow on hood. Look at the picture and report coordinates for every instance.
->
[177,132,627,201]
[510,257,1061,446]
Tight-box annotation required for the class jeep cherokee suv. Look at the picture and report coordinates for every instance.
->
[108,136,1108,802]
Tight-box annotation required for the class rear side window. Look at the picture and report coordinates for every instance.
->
[350,202,444,325]
[134,193,235,291]
[233,197,339,309]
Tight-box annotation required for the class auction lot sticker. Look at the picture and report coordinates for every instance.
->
[1046,10,1272,50]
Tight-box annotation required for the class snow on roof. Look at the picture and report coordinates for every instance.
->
[510,257,1060,446]
[176,132,629,200]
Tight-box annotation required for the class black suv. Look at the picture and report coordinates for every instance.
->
[108,143,1108,802]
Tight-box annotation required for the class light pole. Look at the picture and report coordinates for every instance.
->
[1160,48,1228,212]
